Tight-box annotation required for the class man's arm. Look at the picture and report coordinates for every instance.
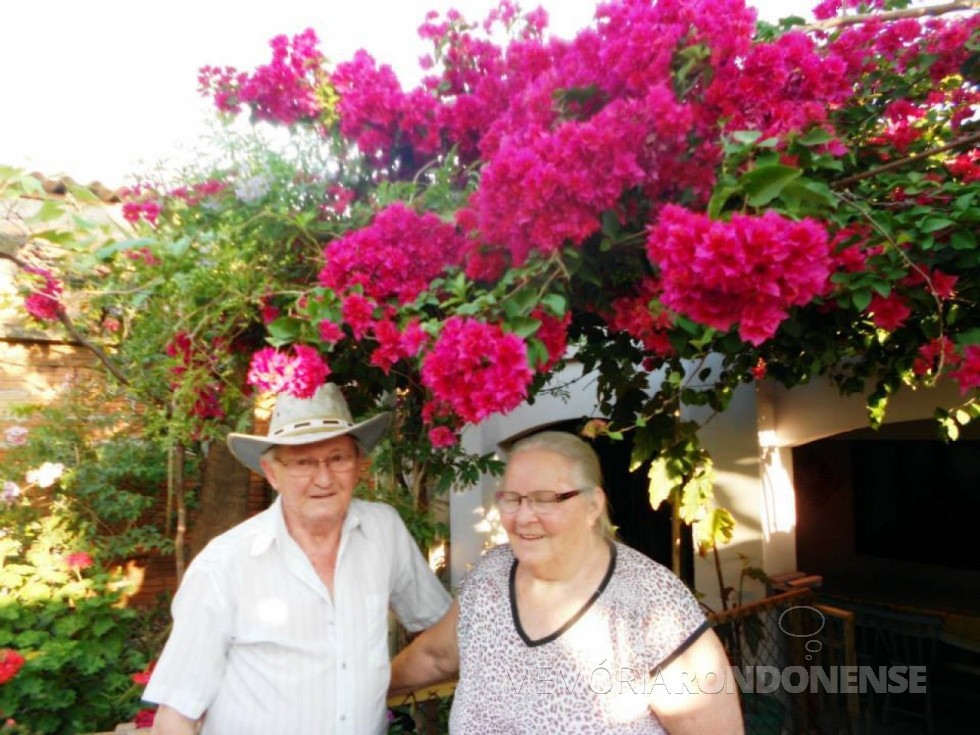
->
[150,704,201,735]
[648,627,744,735]
[389,600,460,696]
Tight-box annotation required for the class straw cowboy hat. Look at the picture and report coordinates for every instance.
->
[227,383,392,475]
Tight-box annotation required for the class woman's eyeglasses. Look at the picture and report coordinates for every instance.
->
[494,489,581,514]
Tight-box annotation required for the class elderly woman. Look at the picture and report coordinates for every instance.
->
[390,430,743,734]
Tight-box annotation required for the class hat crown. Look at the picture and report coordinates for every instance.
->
[268,384,354,437]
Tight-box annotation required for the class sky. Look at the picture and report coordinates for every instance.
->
[0,0,813,187]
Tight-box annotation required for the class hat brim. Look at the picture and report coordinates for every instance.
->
[227,411,393,476]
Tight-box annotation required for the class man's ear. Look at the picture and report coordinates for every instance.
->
[259,453,280,491]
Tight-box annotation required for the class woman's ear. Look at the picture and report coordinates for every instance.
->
[588,486,607,526]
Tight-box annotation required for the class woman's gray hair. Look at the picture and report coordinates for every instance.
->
[507,430,616,541]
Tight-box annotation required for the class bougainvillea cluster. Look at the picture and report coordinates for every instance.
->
[16,0,977,467]
[246,344,330,399]
[319,203,467,304]
[21,266,63,323]
[647,206,832,345]
[196,0,980,442]
[420,317,533,425]
[198,29,330,126]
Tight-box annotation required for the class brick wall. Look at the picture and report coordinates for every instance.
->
[0,337,271,608]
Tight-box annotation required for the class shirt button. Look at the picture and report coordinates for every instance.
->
[342,661,347,669]
[340,715,346,722]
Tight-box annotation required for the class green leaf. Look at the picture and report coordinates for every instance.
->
[707,186,739,219]
[799,128,834,146]
[540,293,567,316]
[31,199,65,223]
[955,328,980,347]
[920,218,955,234]
[266,317,303,345]
[506,315,541,338]
[66,183,103,204]
[647,457,676,511]
[871,281,891,298]
[740,164,802,207]
[951,231,977,251]
[852,289,873,312]
[695,507,735,554]
[732,130,762,145]
[781,179,837,208]
[955,193,976,211]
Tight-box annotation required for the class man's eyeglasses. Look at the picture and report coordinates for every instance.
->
[275,453,357,478]
[494,489,582,514]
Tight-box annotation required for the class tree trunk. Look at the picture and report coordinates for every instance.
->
[189,440,255,562]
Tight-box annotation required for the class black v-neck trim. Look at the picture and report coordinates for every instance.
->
[510,542,618,647]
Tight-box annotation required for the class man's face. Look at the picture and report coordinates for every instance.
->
[261,434,361,533]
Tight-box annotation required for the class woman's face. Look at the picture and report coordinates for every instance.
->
[500,448,604,573]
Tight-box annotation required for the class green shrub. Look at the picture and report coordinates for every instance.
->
[0,516,150,734]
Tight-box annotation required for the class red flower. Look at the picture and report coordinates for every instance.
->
[131,660,157,686]
[0,649,26,684]
[647,207,831,346]
[949,346,980,396]
[65,552,94,571]
[134,708,157,728]
[428,426,458,448]
[421,317,533,424]
[867,293,911,331]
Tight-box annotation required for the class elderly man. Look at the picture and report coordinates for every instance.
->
[144,383,450,734]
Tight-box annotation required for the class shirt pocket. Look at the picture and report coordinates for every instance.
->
[364,592,391,667]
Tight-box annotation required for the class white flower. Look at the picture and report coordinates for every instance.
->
[25,462,65,489]
[4,426,28,446]
[234,174,272,204]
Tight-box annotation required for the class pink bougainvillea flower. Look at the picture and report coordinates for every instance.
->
[340,293,377,341]
[247,344,331,399]
[421,317,533,424]
[0,649,26,685]
[530,308,571,372]
[319,203,467,305]
[25,461,65,489]
[949,345,980,396]
[647,207,832,346]
[428,425,458,448]
[912,336,958,377]
[606,277,675,357]
[65,552,94,571]
[22,266,63,323]
[867,293,912,331]
[317,319,345,344]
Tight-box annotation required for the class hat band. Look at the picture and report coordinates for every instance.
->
[270,418,353,438]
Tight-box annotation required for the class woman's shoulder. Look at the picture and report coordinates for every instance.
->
[459,543,513,593]
[611,543,695,599]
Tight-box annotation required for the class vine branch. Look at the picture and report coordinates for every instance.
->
[0,249,131,386]
[832,130,980,189]
[800,1,979,32]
